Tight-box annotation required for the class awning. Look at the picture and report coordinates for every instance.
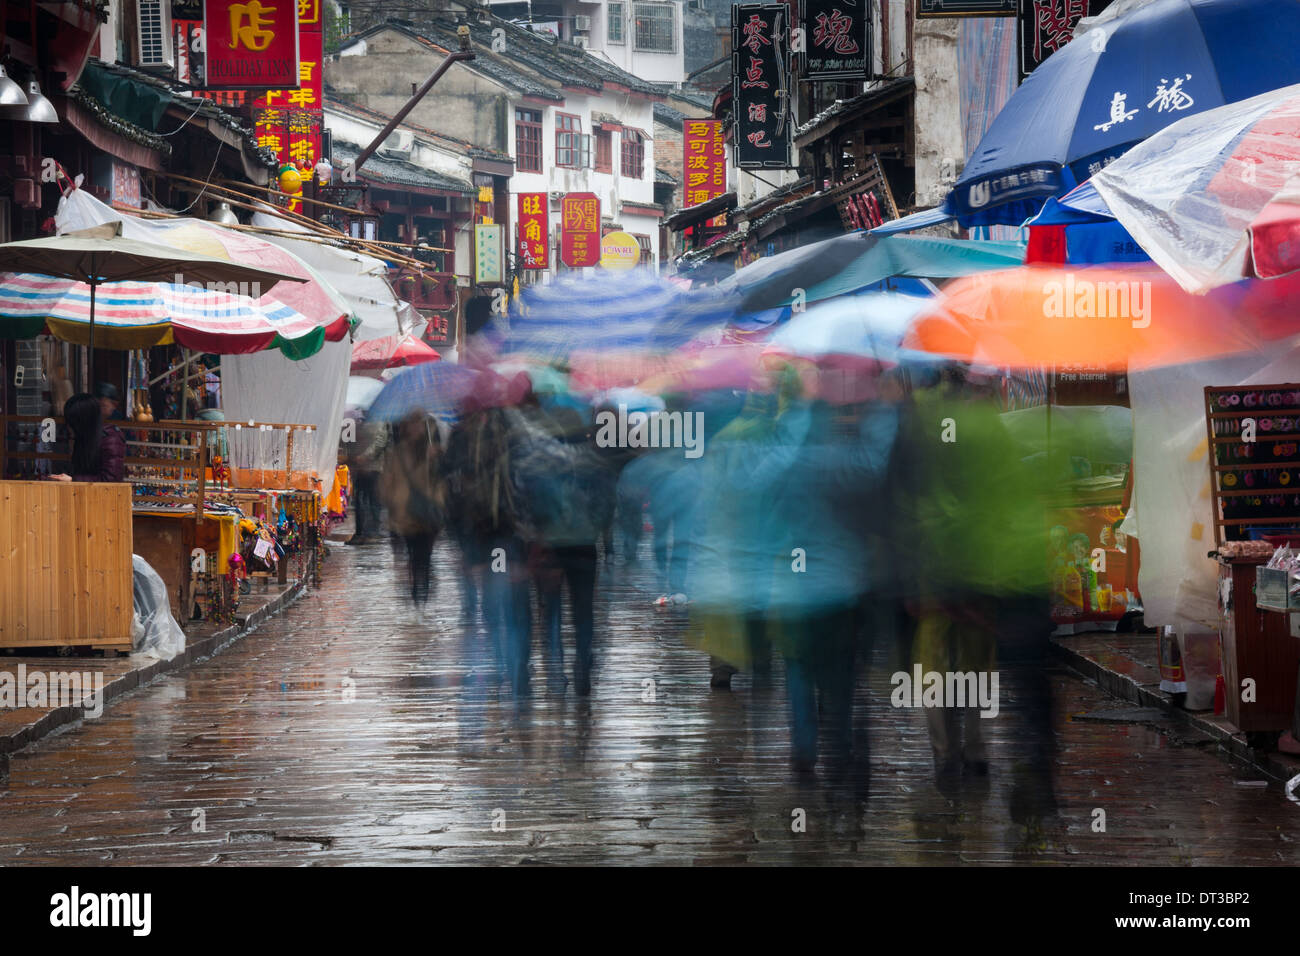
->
[664,191,736,231]
[870,206,954,235]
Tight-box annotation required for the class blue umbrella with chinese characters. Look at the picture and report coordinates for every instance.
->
[947,0,1300,228]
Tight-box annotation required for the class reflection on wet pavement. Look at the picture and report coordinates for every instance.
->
[0,539,1297,865]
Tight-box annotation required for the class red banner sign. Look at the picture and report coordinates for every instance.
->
[560,192,600,268]
[517,192,549,270]
[202,0,300,90]
[251,0,323,169]
[683,119,727,208]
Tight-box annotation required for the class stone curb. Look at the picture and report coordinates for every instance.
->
[0,560,315,775]
[1050,635,1300,785]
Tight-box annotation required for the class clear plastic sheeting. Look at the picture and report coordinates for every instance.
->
[131,555,186,661]
[248,210,421,342]
[1128,345,1300,633]
[1091,85,1300,293]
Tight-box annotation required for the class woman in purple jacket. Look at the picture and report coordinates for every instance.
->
[49,392,125,483]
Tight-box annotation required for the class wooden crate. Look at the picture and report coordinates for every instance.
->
[0,481,133,650]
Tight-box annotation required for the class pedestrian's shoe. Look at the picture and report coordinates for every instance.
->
[964,759,990,777]
[710,662,736,689]
[669,593,688,605]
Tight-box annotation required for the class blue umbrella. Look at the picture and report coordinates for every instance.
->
[367,361,480,425]
[501,268,738,361]
[948,0,1300,227]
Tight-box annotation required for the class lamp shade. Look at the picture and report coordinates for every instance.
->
[0,66,27,106]
[21,81,57,123]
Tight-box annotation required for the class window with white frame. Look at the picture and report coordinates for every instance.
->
[633,2,675,53]
[607,2,625,44]
[555,113,591,168]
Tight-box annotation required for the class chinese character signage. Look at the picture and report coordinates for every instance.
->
[917,0,1015,15]
[683,119,727,209]
[251,0,323,168]
[732,4,791,169]
[560,193,600,268]
[516,192,549,271]
[475,224,505,285]
[803,0,870,80]
[202,0,300,89]
[1018,0,1114,82]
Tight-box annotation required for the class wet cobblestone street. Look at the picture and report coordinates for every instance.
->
[2,538,1299,866]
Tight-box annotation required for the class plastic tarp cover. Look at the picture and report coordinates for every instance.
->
[248,210,420,342]
[222,335,351,498]
[132,555,185,661]
[1127,346,1300,634]
[1091,85,1300,292]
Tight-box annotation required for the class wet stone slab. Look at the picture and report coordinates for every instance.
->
[0,539,1298,864]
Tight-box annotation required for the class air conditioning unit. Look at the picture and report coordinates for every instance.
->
[136,0,175,72]
[382,129,415,159]
[573,15,593,32]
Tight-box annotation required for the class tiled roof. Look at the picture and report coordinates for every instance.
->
[75,59,276,169]
[332,140,474,194]
[655,166,678,185]
[348,16,661,100]
[654,102,685,128]
[795,77,915,142]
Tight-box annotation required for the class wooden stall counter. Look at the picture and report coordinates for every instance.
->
[1215,554,1300,737]
[0,481,133,651]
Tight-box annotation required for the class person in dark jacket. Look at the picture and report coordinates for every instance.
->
[49,392,125,483]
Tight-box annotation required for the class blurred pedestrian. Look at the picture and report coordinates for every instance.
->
[380,410,447,604]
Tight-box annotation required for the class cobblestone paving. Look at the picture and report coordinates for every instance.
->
[1,538,1298,865]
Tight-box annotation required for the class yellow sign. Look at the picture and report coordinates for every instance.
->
[600,231,641,271]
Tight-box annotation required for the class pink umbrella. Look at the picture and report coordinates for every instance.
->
[352,332,441,370]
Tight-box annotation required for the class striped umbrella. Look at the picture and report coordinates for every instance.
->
[0,273,325,355]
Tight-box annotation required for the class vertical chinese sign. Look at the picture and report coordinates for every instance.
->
[251,0,324,173]
[732,4,791,169]
[517,192,549,270]
[560,193,601,268]
[803,0,870,80]
[1018,0,1114,82]
[202,0,300,89]
[683,119,727,228]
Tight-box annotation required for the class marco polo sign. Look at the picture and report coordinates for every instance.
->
[202,0,300,89]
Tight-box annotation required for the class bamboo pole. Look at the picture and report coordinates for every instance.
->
[117,197,437,271]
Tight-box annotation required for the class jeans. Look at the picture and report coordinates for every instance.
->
[353,471,380,539]
[404,532,435,604]
[538,545,598,692]
[779,603,864,771]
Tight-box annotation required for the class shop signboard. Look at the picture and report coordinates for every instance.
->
[917,0,1016,15]
[560,192,601,267]
[202,0,300,90]
[803,0,870,80]
[252,0,323,167]
[475,224,505,285]
[1018,0,1115,82]
[600,231,641,271]
[732,4,791,169]
[516,192,549,270]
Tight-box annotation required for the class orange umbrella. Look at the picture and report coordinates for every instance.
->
[904,265,1271,370]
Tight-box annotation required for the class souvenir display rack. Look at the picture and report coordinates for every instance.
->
[1204,384,1300,741]
[1205,384,1300,546]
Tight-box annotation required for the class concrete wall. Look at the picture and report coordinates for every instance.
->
[333,31,512,151]
[911,16,963,209]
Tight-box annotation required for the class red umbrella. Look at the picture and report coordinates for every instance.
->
[351,333,441,371]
